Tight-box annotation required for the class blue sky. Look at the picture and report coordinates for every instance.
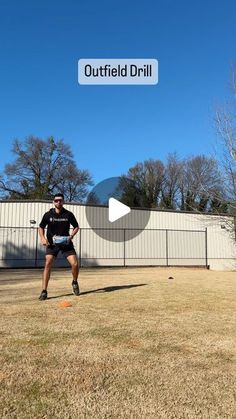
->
[0,0,236,184]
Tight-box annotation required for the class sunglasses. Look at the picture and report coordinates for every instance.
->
[54,199,63,203]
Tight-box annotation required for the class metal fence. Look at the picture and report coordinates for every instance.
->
[0,226,208,268]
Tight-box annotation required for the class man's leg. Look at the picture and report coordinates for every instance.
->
[67,254,79,281]
[67,254,80,295]
[42,254,55,289]
[39,255,55,300]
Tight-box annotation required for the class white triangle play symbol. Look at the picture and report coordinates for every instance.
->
[108,198,131,222]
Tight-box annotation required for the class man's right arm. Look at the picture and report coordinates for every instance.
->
[38,214,49,246]
[38,227,49,246]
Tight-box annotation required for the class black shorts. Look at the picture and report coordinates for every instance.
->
[46,242,77,258]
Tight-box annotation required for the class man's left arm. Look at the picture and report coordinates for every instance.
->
[69,213,79,241]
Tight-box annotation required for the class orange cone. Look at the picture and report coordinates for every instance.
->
[58,300,72,308]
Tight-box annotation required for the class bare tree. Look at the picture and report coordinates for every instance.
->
[120,155,224,212]
[160,153,183,209]
[179,155,224,212]
[0,136,93,201]
[120,159,165,208]
[215,67,236,212]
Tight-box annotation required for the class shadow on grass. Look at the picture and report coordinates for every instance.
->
[80,283,147,296]
[47,293,73,300]
[47,284,147,299]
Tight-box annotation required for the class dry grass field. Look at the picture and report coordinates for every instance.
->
[0,267,236,419]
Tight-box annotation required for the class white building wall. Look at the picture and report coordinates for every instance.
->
[0,201,235,270]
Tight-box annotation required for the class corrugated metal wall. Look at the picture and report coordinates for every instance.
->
[0,201,235,270]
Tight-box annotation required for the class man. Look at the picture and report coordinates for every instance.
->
[38,193,80,300]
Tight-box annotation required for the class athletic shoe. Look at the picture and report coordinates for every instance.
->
[39,290,48,300]
[72,281,80,296]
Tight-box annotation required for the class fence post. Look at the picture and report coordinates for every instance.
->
[79,228,82,267]
[166,229,169,267]
[205,228,208,268]
[34,228,38,267]
[123,229,126,267]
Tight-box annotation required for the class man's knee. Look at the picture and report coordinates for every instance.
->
[68,257,78,268]
[72,260,78,268]
[45,257,54,268]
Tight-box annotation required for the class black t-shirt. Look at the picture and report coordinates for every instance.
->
[39,207,79,244]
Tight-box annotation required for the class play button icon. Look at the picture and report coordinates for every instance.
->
[85,176,150,242]
[109,198,131,222]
